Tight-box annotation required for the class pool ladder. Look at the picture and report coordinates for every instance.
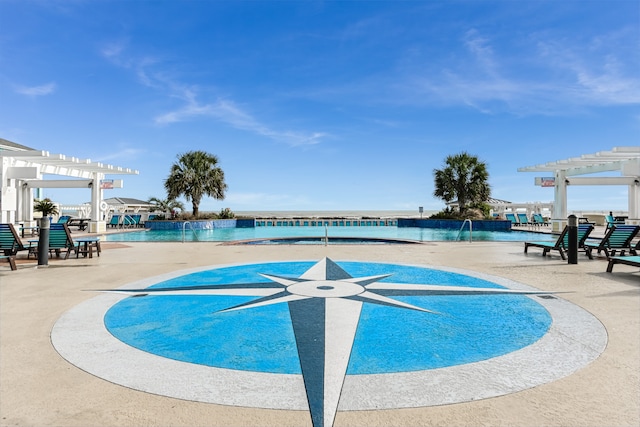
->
[182,221,199,243]
[456,219,473,242]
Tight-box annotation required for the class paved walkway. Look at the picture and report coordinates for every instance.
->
[1,238,638,427]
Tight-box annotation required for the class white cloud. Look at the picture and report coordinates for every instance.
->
[535,30,640,106]
[154,89,326,147]
[398,27,640,115]
[15,82,57,96]
[102,41,325,147]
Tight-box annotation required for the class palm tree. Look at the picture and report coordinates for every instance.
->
[33,198,59,218]
[164,151,227,217]
[433,152,490,213]
[147,197,185,216]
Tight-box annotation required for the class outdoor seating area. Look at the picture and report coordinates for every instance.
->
[0,222,101,270]
[521,222,640,274]
[107,213,147,229]
[506,212,551,227]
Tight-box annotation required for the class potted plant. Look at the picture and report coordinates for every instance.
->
[33,198,59,226]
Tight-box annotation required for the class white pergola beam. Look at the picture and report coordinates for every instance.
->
[23,179,94,188]
[1,150,138,175]
[565,177,639,186]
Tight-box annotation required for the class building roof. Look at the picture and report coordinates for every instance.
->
[446,197,512,207]
[0,137,34,151]
[518,146,640,176]
[105,197,151,206]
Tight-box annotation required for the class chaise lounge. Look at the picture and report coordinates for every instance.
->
[605,214,625,229]
[505,213,518,226]
[1,223,31,271]
[0,223,28,256]
[583,225,639,259]
[531,213,548,226]
[516,213,530,226]
[524,224,594,260]
[27,223,78,260]
[606,255,640,273]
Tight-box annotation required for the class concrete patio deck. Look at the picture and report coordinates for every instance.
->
[1,237,638,427]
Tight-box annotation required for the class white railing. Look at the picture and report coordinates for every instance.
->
[182,221,198,243]
[456,219,473,242]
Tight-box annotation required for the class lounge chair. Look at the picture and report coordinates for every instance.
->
[606,255,640,273]
[531,213,548,226]
[0,223,28,256]
[108,214,121,228]
[27,223,78,259]
[584,225,640,259]
[516,213,530,226]
[57,215,71,224]
[505,213,518,225]
[605,215,625,229]
[524,224,594,260]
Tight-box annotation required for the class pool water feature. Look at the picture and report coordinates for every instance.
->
[103,225,555,243]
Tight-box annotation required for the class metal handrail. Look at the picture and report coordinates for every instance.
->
[456,219,473,242]
[182,221,198,243]
[124,214,141,228]
[325,224,328,246]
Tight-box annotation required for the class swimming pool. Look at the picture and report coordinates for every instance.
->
[103,226,554,243]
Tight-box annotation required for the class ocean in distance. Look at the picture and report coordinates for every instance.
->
[234,210,436,219]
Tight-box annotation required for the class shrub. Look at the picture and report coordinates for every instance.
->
[217,208,235,219]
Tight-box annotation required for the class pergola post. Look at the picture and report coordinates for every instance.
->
[551,170,568,233]
[623,158,639,224]
[89,172,107,233]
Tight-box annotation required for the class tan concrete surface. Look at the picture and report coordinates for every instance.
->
[1,239,638,427]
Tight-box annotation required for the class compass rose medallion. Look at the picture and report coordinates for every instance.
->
[95,257,568,427]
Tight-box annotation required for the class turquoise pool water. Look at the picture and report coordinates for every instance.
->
[103,226,554,243]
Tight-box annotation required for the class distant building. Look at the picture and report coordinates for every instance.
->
[104,197,153,214]
[446,197,553,218]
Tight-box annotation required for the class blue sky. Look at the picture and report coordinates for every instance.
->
[1,0,638,213]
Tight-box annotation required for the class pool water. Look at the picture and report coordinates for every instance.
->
[103,226,554,243]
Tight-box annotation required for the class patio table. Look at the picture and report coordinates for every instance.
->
[75,237,101,258]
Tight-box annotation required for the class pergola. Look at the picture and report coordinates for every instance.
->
[1,149,138,232]
[518,146,640,232]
